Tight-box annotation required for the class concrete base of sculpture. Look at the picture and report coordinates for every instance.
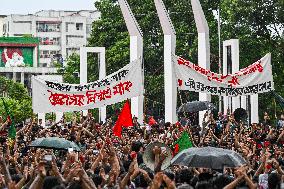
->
[80,47,106,123]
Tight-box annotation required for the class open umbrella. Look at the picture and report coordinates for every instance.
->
[177,101,216,113]
[29,137,81,151]
[171,146,246,169]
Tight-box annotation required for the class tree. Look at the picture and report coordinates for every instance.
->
[61,0,283,120]
[57,53,80,84]
[220,0,284,119]
[87,0,219,118]
[0,76,33,123]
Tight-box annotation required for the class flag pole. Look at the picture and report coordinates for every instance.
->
[218,5,222,113]
[177,90,187,119]
[274,98,277,120]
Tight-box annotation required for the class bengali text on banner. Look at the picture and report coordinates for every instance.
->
[173,53,274,96]
[32,58,143,113]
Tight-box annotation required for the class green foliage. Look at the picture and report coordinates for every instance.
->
[58,53,80,84]
[0,76,33,123]
[45,111,82,123]
[220,0,284,118]
[87,0,220,117]
[61,0,283,120]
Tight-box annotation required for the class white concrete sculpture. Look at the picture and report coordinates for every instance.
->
[154,0,177,123]
[80,47,106,123]
[223,39,259,123]
[251,94,259,123]
[191,0,211,125]
[223,39,241,114]
[118,0,144,123]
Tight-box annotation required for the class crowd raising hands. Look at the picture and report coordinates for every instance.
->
[0,111,284,189]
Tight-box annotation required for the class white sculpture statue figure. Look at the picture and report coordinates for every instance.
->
[4,48,25,67]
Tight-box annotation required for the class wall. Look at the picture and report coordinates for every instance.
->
[0,17,5,37]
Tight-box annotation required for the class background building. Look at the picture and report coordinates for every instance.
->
[0,37,58,94]
[0,15,6,37]
[2,10,100,67]
[0,10,100,95]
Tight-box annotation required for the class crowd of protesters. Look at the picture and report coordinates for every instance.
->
[0,110,284,189]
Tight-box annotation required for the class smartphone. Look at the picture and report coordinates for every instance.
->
[93,150,99,155]
[68,148,74,153]
[44,155,52,162]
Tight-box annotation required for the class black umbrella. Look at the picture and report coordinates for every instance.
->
[178,101,216,113]
[29,137,81,151]
[271,91,284,109]
[171,147,246,169]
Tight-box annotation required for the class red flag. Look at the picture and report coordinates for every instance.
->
[112,100,133,138]
[148,116,157,126]
[173,144,179,156]
[7,116,11,124]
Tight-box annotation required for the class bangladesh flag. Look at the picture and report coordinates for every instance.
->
[1,98,16,144]
[173,132,193,155]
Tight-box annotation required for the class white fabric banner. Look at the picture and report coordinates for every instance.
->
[173,53,274,96]
[32,59,143,113]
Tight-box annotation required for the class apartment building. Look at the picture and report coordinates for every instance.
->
[0,15,6,37]
[3,10,100,67]
[0,37,59,95]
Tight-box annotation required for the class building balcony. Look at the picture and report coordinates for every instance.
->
[0,67,58,73]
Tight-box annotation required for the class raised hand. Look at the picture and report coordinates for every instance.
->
[128,159,136,175]
[160,149,168,162]
[23,166,28,180]
[8,181,16,189]
[51,155,60,174]
[272,158,280,169]
[37,162,46,177]
[150,172,164,189]
[99,167,106,181]
[152,146,161,155]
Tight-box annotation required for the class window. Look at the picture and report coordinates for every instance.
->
[3,24,6,34]
[43,50,49,58]
[76,23,83,31]
[16,73,21,82]
[52,37,60,45]
[37,22,61,32]
[40,50,50,58]
[39,37,60,45]
[86,24,92,34]
[13,21,31,23]
[6,73,13,80]
[41,63,48,67]
[40,50,61,58]
[66,35,84,46]
[24,73,29,88]
[14,34,24,37]
[66,22,74,32]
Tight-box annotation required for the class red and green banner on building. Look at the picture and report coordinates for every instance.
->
[0,37,39,67]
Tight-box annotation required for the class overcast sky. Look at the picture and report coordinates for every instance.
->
[0,0,96,15]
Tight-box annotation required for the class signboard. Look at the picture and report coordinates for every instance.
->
[174,53,274,96]
[0,47,34,67]
[32,59,143,113]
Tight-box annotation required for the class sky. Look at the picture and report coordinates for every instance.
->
[0,0,96,15]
